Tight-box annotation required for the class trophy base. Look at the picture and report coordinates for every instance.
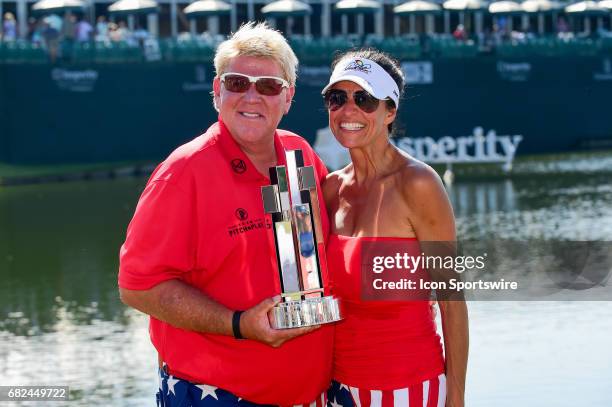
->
[269,296,342,329]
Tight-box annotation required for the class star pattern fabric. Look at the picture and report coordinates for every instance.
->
[167,376,180,395]
[326,382,355,407]
[196,384,220,401]
[157,367,279,407]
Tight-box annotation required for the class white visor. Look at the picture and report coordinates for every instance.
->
[321,57,400,109]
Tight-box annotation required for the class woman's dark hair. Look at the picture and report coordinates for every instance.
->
[331,49,405,135]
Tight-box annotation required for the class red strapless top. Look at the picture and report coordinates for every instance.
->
[327,234,445,390]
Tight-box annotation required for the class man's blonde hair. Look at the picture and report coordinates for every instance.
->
[214,22,298,86]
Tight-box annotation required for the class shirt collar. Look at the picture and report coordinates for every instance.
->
[216,116,286,183]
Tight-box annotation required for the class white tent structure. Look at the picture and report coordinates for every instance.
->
[443,0,488,34]
[394,1,442,34]
[565,1,607,33]
[261,0,312,35]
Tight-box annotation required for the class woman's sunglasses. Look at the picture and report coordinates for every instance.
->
[323,89,383,114]
[220,72,289,96]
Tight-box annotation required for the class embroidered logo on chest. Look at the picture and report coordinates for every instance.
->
[231,159,247,174]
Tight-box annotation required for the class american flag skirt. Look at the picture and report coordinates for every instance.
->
[157,366,327,407]
[326,374,446,407]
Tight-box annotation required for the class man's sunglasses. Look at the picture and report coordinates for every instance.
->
[220,73,289,96]
[323,89,383,114]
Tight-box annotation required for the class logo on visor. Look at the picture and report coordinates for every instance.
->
[345,59,371,74]
[231,159,247,174]
[235,208,249,221]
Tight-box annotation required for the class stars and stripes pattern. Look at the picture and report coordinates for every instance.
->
[326,374,446,407]
[157,367,327,407]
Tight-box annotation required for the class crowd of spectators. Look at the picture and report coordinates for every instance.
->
[1,11,152,62]
[2,10,611,63]
[447,15,612,53]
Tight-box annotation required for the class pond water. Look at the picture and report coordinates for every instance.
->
[1,159,611,406]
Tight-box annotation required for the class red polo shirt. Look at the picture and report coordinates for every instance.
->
[119,120,333,405]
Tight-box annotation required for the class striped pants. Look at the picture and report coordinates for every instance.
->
[326,374,446,407]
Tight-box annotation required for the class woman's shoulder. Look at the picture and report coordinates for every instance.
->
[394,151,446,201]
[322,166,351,204]
[392,150,455,240]
[325,164,354,183]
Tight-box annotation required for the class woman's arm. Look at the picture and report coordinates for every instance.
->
[402,164,469,407]
[438,299,468,407]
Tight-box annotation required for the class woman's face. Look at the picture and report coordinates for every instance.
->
[327,81,396,150]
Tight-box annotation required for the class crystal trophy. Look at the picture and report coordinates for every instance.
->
[261,149,342,329]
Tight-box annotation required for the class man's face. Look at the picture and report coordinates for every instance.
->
[213,56,295,149]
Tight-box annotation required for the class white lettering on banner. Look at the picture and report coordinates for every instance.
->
[51,69,99,92]
[393,127,523,166]
[401,62,433,85]
[183,65,212,92]
[314,126,523,171]
[497,61,531,82]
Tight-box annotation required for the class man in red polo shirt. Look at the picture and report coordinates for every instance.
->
[118,22,333,407]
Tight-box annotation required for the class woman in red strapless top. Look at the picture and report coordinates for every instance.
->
[320,50,469,407]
